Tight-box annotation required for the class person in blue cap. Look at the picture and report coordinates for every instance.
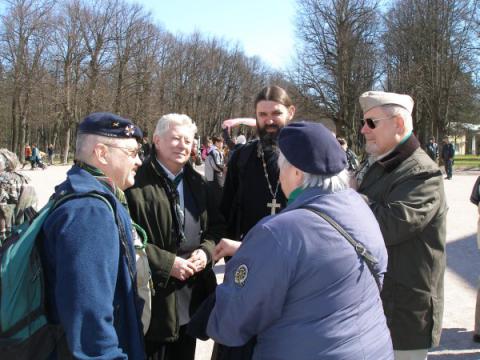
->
[209,121,393,359]
[39,112,146,359]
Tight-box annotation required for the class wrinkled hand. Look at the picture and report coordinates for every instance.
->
[188,249,208,272]
[170,257,196,281]
[348,172,358,190]
[222,118,256,130]
[213,238,241,261]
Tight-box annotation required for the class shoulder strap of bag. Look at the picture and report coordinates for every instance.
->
[302,206,382,291]
[52,191,136,286]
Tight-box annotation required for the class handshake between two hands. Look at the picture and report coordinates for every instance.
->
[170,249,208,281]
[170,239,242,281]
[169,239,242,282]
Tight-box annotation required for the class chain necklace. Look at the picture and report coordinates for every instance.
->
[257,142,281,215]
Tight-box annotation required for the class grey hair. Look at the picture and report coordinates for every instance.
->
[153,113,197,138]
[278,152,350,193]
[75,133,125,162]
[381,105,413,132]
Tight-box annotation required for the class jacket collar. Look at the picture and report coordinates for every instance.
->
[376,134,420,172]
[58,165,116,202]
[283,187,331,212]
[148,157,203,201]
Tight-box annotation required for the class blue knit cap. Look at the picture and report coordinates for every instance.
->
[78,112,143,141]
[278,121,347,175]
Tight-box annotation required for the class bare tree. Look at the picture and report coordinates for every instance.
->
[293,0,381,147]
[79,0,115,113]
[50,0,87,163]
[0,0,54,157]
[383,0,478,142]
[0,0,285,154]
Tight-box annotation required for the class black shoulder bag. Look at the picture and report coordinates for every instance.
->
[302,206,382,291]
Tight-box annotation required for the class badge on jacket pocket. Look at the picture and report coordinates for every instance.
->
[234,264,248,287]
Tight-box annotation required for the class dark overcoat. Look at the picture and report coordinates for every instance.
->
[358,135,447,350]
[126,158,223,343]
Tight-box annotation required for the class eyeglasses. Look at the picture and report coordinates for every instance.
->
[104,144,141,158]
[360,115,395,129]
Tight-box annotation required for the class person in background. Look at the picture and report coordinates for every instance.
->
[221,118,255,152]
[470,176,480,343]
[337,136,359,172]
[141,131,151,162]
[209,122,393,359]
[0,149,37,245]
[201,138,212,161]
[205,136,225,208]
[30,144,39,169]
[189,137,202,166]
[426,137,438,162]
[22,144,32,169]
[441,136,455,180]
[47,144,54,165]
[356,91,446,360]
[39,112,145,358]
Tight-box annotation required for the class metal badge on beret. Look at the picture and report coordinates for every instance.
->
[112,121,120,127]
[125,124,136,137]
[234,264,248,287]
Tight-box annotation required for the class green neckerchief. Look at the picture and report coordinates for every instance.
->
[399,131,412,145]
[76,161,148,248]
[288,186,305,205]
[76,161,128,206]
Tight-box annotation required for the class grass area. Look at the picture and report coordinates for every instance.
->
[452,155,480,168]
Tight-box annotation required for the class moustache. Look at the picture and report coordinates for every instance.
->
[265,124,279,131]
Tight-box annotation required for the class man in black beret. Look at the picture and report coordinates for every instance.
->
[39,112,146,358]
[356,91,446,360]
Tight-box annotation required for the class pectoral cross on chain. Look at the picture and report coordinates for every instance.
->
[267,198,281,215]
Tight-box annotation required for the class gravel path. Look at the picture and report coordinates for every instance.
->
[20,165,480,359]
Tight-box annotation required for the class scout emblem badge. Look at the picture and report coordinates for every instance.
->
[234,264,248,287]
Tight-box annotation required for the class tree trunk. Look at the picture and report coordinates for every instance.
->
[62,126,71,164]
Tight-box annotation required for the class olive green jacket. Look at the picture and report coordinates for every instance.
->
[126,158,224,343]
[358,135,447,350]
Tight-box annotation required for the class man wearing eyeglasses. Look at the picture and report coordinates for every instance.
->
[39,112,145,359]
[126,114,223,360]
[356,91,447,360]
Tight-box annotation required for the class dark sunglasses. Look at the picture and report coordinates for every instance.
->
[360,115,394,129]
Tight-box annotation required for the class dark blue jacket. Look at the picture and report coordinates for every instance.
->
[208,187,393,359]
[40,166,145,359]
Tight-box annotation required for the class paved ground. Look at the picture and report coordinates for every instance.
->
[21,165,480,359]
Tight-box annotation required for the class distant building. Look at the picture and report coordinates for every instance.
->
[447,122,480,155]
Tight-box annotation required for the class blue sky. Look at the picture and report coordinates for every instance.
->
[133,0,297,70]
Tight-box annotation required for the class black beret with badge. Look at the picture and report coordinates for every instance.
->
[78,112,143,141]
[278,121,347,175]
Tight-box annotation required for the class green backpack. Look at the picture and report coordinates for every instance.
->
[0,192,112,360]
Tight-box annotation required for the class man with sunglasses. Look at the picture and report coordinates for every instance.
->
[356,91,447,360]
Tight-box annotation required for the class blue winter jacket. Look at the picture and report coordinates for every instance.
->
[40,166,145,359]
[208,187,393,359]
